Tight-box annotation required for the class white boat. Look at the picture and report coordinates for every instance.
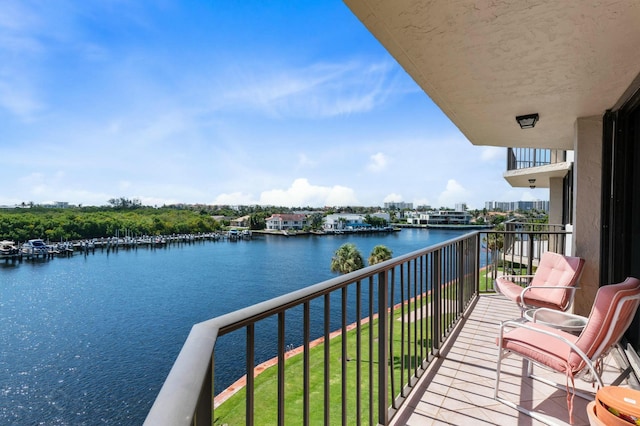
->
[0,240,20,258]
[21,239,49,256]
[55,241,74,255]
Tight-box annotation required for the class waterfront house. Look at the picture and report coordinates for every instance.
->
[323,212,391,232]
[406,210,473,226]
[425,210,472,226]
[147,2,640,425]
[265,213,307,231]
[323,213,363,231]
[230,215,251,228]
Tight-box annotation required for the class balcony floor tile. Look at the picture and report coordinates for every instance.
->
[391,294,632,426]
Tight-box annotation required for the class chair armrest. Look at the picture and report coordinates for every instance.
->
[519,285,579,310]
[499,320,590,361]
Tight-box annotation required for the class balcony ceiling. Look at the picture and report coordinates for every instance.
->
[503,161,572,189]
[344,0,640,150]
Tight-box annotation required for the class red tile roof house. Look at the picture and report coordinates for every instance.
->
[265,213,307,230]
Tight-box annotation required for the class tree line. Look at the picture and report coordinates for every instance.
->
[0,207,223,242]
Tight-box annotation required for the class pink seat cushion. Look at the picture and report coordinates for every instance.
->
[499,323,581,373]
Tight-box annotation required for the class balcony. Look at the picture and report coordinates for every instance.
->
[391,293,627,425]
[504,148,572,189]
[145,227,632,425]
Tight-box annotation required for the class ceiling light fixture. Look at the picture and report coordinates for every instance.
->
[516,113,539,129]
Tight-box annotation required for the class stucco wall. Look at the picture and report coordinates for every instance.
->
[572,116,603,316]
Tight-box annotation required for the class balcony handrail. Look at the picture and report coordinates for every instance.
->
[507,147,567,171]
[146,232,480,425]
[146,227,571,425]
[213,231,477,334]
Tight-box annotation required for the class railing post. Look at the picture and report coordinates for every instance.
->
[432,251,441,352]
[194,357,213,426]
[246,324,255,426]
[475,233,481,294]
[278,312,285,426]
[527,235,534,273]
[377,270,389,425]
[457,240,464,314]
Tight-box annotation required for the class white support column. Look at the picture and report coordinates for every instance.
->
[548,177,564,226]
[573,116,603,316]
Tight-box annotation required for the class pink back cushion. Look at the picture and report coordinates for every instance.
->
[569,277,640,370]
[525,252,585,310]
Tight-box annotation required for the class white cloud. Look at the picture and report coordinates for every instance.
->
[0,77,44,120]
[296,153,316,169]
[221,60,402,118]
[480,146,504,161]
[213,192,257,205]
[136,196,179,207]
[367,152,388,172]
[520,189,548,202]
[383,193,403,203]
[437,179,469,208]
[413,197,430,207]
[258,178,358,207]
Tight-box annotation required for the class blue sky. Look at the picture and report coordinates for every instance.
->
[0,1,547,209]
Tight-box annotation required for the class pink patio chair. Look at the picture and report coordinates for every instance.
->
[495,251,585,314]
[494,277,640,424]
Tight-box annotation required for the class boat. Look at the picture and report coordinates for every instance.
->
[0,240,20,258]
[21,239,49,257]
[55,241,74,255]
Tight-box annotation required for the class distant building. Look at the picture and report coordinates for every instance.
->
[323,213,390,231]
[42,201,71,208]
[405,212,430,225]
[384,201,413,210]
[425,210,472,225]
[454,203,467,212]
[230,215,251,228]
[265,214,307,230]
[406,210,473,225]
[485,200,549,212]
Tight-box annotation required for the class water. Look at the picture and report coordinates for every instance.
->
[0,228,467,424]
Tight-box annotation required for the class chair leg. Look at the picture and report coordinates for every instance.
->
[494,349,503,400]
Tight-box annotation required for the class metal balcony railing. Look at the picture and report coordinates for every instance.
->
[507,148,566,171]
[480,224,569,288]
[145,226,571,425]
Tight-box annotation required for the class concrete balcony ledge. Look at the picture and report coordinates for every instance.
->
[391,294,628,426]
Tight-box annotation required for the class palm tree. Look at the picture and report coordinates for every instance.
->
[330,243,364,274]
[368,245,393,265]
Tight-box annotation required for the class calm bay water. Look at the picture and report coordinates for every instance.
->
[0,228,468,424]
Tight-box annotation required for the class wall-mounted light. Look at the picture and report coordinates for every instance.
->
[516,113,539,129]
[528,178,536,189]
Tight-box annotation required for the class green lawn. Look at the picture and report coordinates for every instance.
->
[213,292,462,425]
